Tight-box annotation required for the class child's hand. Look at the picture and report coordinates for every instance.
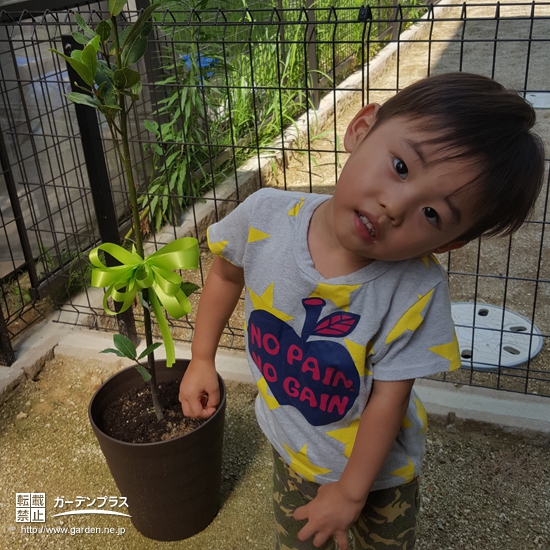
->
[179,358,220,419]
[293,481,364,550]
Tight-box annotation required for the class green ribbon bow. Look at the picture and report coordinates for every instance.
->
[89,237,199,367]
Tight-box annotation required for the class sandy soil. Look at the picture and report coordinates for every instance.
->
[0,354,548,549]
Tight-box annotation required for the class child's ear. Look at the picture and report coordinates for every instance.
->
[344,103,381,153]
[431,240,468,254]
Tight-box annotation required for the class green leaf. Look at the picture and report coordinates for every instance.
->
[66,92,99,109]
[123,4,159,45]
[96,19,112,42]
[95,61,115,101]
[144,119,158,133]
[51,48,94,86]
[74,12,96,39]
[130,80,142,100]
[135,364,152,382]
[110,24,131,56]
[165,151,179,168]
[181,282,199,297]
[113,333,137,359]
[96,80,117,107]
[109,0,127,17]
[121,20,152,67]
[82,42,98,81]
[88,34,101,52]
[72,32,90,45]
[113,67,141,90]
[150,195,159,214]
[98,104,121,121]
[137,342,162,360]
[120,4,158,66]
[99,347,127,357]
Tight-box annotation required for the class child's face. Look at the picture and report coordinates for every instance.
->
[331,105,480,264]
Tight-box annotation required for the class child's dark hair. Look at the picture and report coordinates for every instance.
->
[371,72,546,242]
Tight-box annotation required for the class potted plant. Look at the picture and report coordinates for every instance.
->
[51,0,226,541]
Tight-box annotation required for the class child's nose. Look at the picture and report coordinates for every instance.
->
[380,195,406,225]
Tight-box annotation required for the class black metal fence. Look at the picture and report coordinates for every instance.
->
[0,1,549,399]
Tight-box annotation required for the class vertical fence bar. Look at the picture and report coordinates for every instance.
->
[391,0,400,41]
[0,98,34,365]
[0,306,15,366]
[61,34,138,345]
[306,0,319,109]
[277,0,286,84]
[0,111,38,291]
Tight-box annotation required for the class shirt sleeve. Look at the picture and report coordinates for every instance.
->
[206,189,262,267]
[370,279,461,381]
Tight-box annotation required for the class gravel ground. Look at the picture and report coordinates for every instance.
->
[0,355,549,550]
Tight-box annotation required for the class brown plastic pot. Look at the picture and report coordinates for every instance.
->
[88,359,226,541]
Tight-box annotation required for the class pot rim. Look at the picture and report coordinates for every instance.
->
[88,361,226,448]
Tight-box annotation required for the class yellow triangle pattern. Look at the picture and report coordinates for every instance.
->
[390,456,415,483]
[429,332,461,372]
[256,376,279,410]
[247,226,271,243]
[207,227,228,257]
[248,283,294,322]
[344,338,373,377]
[385,289,435,344]
[309,282,361,312]
[421,254,440,268]
[414,395,428,434]
[326,418,361,458]
[287,197,305,217]
[282,443,331,482]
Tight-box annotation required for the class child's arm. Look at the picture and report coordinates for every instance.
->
[293,378,415,550]
[179,255,244,419]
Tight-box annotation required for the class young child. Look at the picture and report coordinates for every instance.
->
[179,72,545,549]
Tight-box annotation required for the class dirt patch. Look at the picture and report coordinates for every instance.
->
[101,379,206,443]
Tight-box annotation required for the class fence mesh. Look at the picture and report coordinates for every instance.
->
[0,1,548,397]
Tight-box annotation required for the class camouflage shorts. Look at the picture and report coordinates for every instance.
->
[272,449,419,550]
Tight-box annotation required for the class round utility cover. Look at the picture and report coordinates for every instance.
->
[451,302,543,371]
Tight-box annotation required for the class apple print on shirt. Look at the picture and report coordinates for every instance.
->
[248,297,361,426]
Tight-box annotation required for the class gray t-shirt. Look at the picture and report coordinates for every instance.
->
[208,188,460,490]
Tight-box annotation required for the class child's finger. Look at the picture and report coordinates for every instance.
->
[332,530,349,550]
[292,504,308,522]
[296,523,317,544]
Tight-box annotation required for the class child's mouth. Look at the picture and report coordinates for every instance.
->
[357,212,375,237]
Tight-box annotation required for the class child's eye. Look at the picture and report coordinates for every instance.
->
[423,207,439,226]
[393,157,408,179]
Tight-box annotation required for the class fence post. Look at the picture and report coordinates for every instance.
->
[306,0,320,109]
[0,307,15,366]
[391,0,400,42]
[61,35,138,346]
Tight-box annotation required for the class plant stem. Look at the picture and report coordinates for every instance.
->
[111,12,163,421]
